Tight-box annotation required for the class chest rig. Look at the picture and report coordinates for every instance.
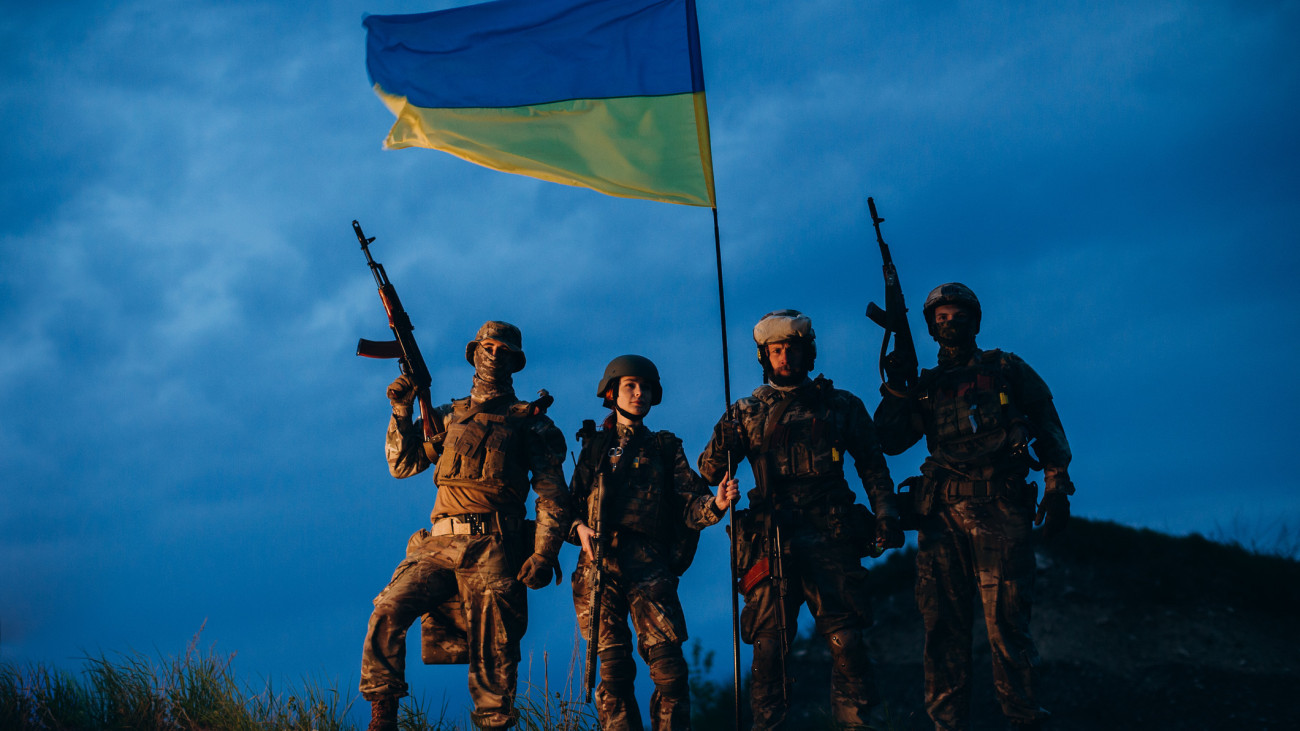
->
[589,427,672,536]
[918,350,1027,469]
[434,396,532,489]
[758,378,848,483]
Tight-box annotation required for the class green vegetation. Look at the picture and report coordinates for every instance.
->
[6,517,1294,729]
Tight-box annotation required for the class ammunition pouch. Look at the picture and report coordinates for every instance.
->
[896,475,932,529]
[728,508,764,592]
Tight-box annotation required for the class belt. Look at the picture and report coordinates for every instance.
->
[941,478,1029,501]
[430,513,500,536]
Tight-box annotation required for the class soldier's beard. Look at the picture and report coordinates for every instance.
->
[764,363,809,388]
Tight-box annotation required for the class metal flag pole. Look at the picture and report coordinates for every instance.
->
[711,206,742,731]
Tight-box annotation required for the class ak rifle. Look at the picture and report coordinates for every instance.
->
[353,220,440,455]
[577,420,606,703]
[863,198,919,393]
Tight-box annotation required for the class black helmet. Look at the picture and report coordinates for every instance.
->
[753,309,817,370]
[597,355,662,408]
[922,283,981,337]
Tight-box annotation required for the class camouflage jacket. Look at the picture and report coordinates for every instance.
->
[387,390,571,555]
[698,376,897,519]
[569,423,722,542]
[873,348,1072,492]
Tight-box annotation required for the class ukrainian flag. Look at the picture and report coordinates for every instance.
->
[364,0,716,207]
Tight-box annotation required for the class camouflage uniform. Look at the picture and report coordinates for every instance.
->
[874,347,1072,731]
[570,422,723,731]
[699,376,898,730]
[360,324,569,729]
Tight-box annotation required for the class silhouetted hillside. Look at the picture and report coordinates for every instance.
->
[780,517,1300,730]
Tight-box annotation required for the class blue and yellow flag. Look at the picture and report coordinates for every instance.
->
[364,0,715,207]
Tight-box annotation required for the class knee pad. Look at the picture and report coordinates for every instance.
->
[646,644,687,689]
[599,646,636,686]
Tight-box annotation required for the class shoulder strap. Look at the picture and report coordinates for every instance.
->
[452,394,513,425]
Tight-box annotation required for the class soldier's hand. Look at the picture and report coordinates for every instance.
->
[715,418,744,453]
[387,374,417,411]
[882,351,913,389]
[875,515,905,550]
[517,553,561,589]
[1035,491,1071,541]
[714,472,740,512]
[575,523,597,560]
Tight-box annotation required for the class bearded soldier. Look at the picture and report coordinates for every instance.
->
[698,310,903,730]
[360,321,570,731]
[874,283,1074,731]
[568,355,739,731]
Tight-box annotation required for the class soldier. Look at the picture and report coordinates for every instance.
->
[569,355,739,731]
[698,310,903,730]
[359,321,570,731]
[873,283,1074,731]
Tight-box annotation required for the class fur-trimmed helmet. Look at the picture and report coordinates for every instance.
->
[597,354,662,408]
[922,283,981,337]
[753,309,817,370]
[464,320,526,372]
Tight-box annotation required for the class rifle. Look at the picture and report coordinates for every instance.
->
[757,456,790,704]
[352,220,440,456]
[863,197,919,392]
[576,419,605,703]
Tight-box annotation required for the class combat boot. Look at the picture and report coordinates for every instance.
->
[367,694,399,731]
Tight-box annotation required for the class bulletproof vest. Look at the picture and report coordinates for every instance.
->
[918,350,1026,468]
[435,397,533,490]
[586,427,700,574]
[591,428,671,536]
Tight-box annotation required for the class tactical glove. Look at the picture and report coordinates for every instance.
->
[882,351,914,392]
[517,553,562,590]
[714,418,744,453]
[874,515,905,550]
[1035,491,1071,541]
[387,374,416,415]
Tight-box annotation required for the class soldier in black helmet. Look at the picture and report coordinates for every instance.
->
[698,310,903,730]
[360,321,571,731]
[569,354,739,731]
[874,283,1074,731]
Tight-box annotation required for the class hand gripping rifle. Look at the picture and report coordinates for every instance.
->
[863,198,919,393]
[576,420,606,703]
[353,220,440,456]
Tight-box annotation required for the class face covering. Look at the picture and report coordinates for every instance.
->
[471,346,515,401]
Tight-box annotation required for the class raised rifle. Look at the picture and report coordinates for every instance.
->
[353,220,440,456]
[864,197,919,392]
[576,419,606,703]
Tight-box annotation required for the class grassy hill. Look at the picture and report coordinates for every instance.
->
[6,517,1298,730]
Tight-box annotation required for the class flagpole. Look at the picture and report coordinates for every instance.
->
[712,206,742,731]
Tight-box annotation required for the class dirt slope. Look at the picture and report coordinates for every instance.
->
[781,517,1300,730]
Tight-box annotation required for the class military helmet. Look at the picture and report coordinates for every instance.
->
[464,320,526,372]
[922,283,982,337]
[753,309,817,369]
[598,354,662,407]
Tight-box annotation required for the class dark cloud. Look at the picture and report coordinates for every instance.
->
[2,0,1296,723]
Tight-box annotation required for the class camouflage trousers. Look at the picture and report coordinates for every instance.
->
[360,533,527,729]
[571,532,691,731]
[915,494,1046,730]
[738,518,878,730]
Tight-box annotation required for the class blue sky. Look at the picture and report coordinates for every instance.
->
[3,0,1298,724]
